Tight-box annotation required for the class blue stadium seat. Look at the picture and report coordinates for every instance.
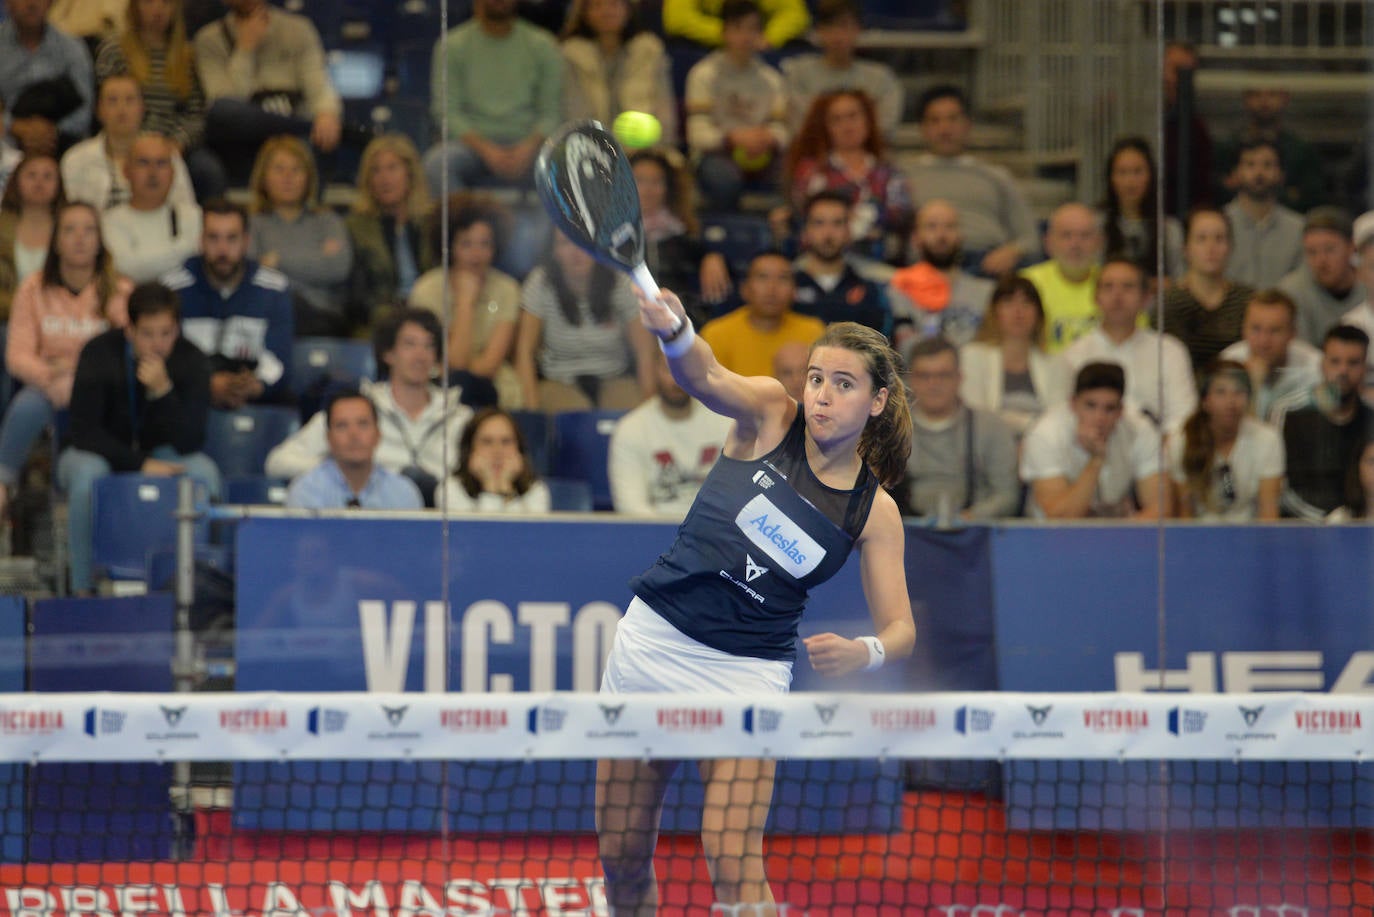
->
[291,337,378,420]
[862,0,965,29]
[203,406,300,479]
[393,37,434,100]
[700,213,774,280]
[509,409,550,477]
[544,477,592,513]
[551,410,625,512]
[496,206,553,280]
[91,475,209,582]
[224,475,291,506]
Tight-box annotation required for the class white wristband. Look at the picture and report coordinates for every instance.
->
[658,316,696,358]
[858,635,885,672]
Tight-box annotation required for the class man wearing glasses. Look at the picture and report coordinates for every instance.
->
[284,389,423,511]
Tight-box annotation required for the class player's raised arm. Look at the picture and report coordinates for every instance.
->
[637,286,794,444]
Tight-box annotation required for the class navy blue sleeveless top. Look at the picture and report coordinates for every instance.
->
[630,408,879,661]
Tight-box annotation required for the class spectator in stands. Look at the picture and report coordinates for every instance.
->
[58,281,218,594]
[630,149,732,315]
[1279,207,1365,346]
[609,349,731,519]
[1218,288,1321,421]
[409,196,521,409]
[887,199,993,349]
[515,228,655,413]
[1339,211,1374,398]
[0,0,93,156]
[1214,87,1325,214]
[959,275,1067,437]
[782,0,902,138]
[95,0,224,201]
[441,406,551,514]
[897,336,1018,522]
[0,154,63,321]
[194,0,344,177]
[664,0,810,51]
[1162,40,1212,216]
[560,0,678,148]
[700,250,825,377]
[102,133,202,283]
[685,0,790,212]
[1272,324,1374,521]
[1100,136,1183,281]
[791,190,890,336]
[1169,359,1283,521]
[1020,361,1170,520]
[163,198,292,408]
[285,388,424,511]
[1157,206,1254,372]
[424,0,563,195]
[1020,202,1103,353]
[48,0,125,43]
[1061,257,1196,433]
[0,98,21,193]
[783,88,913,257]
[346,134,434,332]
[910,84,1038,277]
[771,338,807,401]
[1223,138,1304,289]
[62,75,196,211]
[1329,435,1374,521]
[0,201,131,527]
[266,309,470,506]
[247,135,353,337]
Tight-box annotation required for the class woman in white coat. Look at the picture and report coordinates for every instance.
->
[959,275,1068,437]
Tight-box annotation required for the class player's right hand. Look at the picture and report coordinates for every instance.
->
[634,286,686,339]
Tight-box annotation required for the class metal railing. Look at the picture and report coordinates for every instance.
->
[1163,0,1374,59]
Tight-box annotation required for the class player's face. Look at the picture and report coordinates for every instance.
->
[326,398,381,468]
[804,346,887,443]
[1071,388,1123,441]
[127,310,179,362]
[1322,340,1367,397]
[1243,302,1294,364]
[383,321,438,386]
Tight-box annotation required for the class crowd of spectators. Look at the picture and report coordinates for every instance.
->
[1,0,1373,593]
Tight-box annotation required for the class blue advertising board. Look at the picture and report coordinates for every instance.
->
[0,595,24,861]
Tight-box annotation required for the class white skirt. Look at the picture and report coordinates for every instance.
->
[600,596,794,695]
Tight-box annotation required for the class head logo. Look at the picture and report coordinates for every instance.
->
[1240,705,1264,728]
[160,706,187,727]
[1027,705,1052,727]
[599,704,625,726]
[382,705,409,727]
[815,703,838,725]
[307,707,348,735]
[743,706,782,734]
[745,555,768,582]
[955,706,994,734]
[752,469,774,489]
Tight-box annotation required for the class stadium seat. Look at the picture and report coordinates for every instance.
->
[91,475,209,582]
[551,410,625,512]
[291,337,378,420]
[224,475,291,506]
[509,409,550,477]
[700,213,774,280]
[203,406,300,479]
[544,477,592,513]
[862,0,965,29]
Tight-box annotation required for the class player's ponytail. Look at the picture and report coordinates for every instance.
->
[810,323,912,489]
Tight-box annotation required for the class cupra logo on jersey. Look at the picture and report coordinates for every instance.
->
[745,555,768,582]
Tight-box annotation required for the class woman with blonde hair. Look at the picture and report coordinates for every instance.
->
[560,0,678,146]
[0,202,131,525]
[1169,359,1283,521]
[959,275,1068,436]
[346,134,434,331]
[248,135,354,336]
[95,0,225,198]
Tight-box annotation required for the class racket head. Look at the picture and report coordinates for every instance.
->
[535,120,647,275]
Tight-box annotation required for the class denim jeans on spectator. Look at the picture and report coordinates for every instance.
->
[0,387,55,488]
[422,139,534,199]
[57,446,222,593]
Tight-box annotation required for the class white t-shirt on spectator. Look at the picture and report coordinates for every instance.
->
[1166,416,1285,521]
[1020,402,1162,518]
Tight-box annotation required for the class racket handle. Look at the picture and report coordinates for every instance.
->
[630,262,660,300]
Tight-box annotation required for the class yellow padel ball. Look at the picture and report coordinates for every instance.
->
[613,111,662,149]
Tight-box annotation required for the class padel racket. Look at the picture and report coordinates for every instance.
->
[534,120,660,299]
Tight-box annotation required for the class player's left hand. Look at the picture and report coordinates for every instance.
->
[803,632,870,677]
